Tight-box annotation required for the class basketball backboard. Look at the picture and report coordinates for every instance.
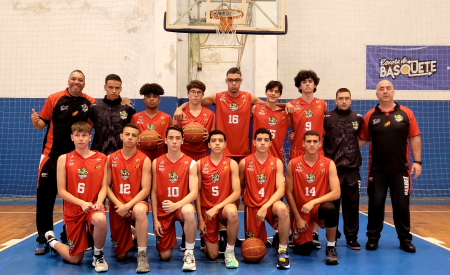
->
[164,0,287,35]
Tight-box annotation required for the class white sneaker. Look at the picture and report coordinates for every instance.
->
[92,251,109,272]
[182,249,196,271]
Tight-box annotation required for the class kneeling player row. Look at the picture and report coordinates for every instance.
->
[44,122,340,273]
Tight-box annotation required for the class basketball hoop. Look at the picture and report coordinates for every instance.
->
[210,9,244,44]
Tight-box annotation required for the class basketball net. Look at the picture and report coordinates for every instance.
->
[210,9,244,45]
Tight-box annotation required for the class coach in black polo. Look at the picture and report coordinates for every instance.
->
[359,80,422,253]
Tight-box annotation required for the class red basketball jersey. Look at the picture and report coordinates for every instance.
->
[242,154,278,207]
[155,154,194,218]
[252,104,290,163]
[215,91,253,157]
[132,110,172,161]
[177,105,215,154]
[109,149,147,204]
[289,97,326,158]
[290,154,331,210]
[199,156,233,208]
[64,150,107,217]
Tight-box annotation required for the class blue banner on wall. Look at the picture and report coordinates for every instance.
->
[366,46,450,90]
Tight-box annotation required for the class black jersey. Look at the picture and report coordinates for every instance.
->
[323,107,364,169]
[89,96,136,155]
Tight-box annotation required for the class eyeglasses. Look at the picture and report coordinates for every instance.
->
[227,78,242,83]
[188,90,204,95]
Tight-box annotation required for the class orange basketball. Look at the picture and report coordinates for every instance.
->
[138,130,161,151]
[241,237,266,263]
[183,122,206,143]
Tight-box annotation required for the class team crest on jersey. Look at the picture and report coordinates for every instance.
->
[121,169,130,180]
[395,114,403,122]
[352,121,359,130]
[78,167,88,179]
[81,104,88,113]
[67,239,74,250]
[212,173,220,183]
[120,111,128,120]
[258,173,267,184]
[305,109,313,118]
[373,118,380,125]
[268,116,278,126]
[306,173,316,183]
[169,172,179,183]
[384,121,391,127]
[230,103,239,111]
[148,124,157,131]
[111,240,118,249]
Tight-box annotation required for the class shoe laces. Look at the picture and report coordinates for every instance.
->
[94,253,105,263]
[183,250,195,264]
[225,251,236,263]
[278,249,288,262]
[37,242,47,248]
[138,251,148,262]
[327,247,337,257]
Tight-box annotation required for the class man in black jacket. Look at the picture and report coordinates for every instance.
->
[90,74,136,155]
[323,88,364,250]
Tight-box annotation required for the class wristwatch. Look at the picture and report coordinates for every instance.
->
[414,161,422,165]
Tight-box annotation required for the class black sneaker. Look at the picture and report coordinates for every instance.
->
[35,242,49,255]
[346,239,361,250]
[265,240,272,248]
[325,246,339,265]
[276,248,290,269]
[179,233,186,251]
[272,232,280,250]
[366,239,378,251]
[288,234,295,248]
[219,231,227,254]
[200,236,206,251]
[312,232,321,250]
[234,238,243,248]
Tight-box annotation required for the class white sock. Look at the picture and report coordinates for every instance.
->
[327,241,336,247]
[279,244,288,249]
[274,230,279,233]
[185,242,195,250]
[138,247,147,253]
[44,231,58,248]
[226,243,235,251]
[94,247,103,255]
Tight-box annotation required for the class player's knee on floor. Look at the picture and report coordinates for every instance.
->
[159,250,172,261]
[294,241,313,256]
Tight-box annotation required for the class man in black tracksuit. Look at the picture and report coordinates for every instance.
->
[323,88,364,250]
[359,80,422,253]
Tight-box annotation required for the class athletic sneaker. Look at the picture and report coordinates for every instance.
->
[276,248,290,270]
[182,249,196,271]
[272,232,280,250]
[265,240,273,248]
[179,233,186,251]
[325,246,339,265]
[35,242,49,255]
[45,233,58,256]
[136,250,150,273]
[92,251,109,272]
[224,250,239,269]
[312,232,321,250]
[200,236,206,251]
[346,239,362,250]
[219,231,227,254]
[288,234,295,248]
